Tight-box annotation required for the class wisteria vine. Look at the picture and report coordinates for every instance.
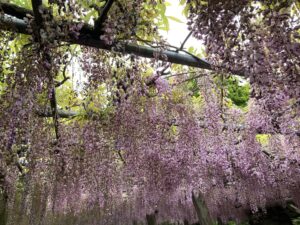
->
[0,0,299,225]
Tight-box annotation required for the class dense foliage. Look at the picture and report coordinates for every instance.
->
[0,0,299,224]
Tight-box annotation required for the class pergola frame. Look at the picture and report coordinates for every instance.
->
[1,1,298,137]
[0,1,235,118]
[0,2,216,70]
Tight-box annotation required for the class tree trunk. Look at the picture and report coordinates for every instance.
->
[0,190,8,225]
[146,213,157,225]
[0,170,8,225]
[192,192,214,225]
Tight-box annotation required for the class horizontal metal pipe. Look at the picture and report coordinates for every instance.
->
[0,3,212,70]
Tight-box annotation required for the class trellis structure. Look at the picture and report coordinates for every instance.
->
[0,2,215,70]
[0,1,247,119]
[0,1,300,225]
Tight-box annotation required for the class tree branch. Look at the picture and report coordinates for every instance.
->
[175,73,208,85]
[0,2,31,20]
[93,0,114,36]
[31,0,43,27]
[36,108,78,118]
[178,30,193,52]
[116,150,126,164]
[55,76,70,88]
[162,71,197,78]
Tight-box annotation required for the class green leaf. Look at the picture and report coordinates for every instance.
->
[167,16,183,23]
[188,46,195,54]
[162,16,169,31]
[164,1,171,6]
[179,0,186,5]
[158,2,166,14]
[226,77,250,107]
[158,25,169,31]
[200,0,208,6]
[84,11,97,23]
[10,0,32,9]
[182,4,190,17]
